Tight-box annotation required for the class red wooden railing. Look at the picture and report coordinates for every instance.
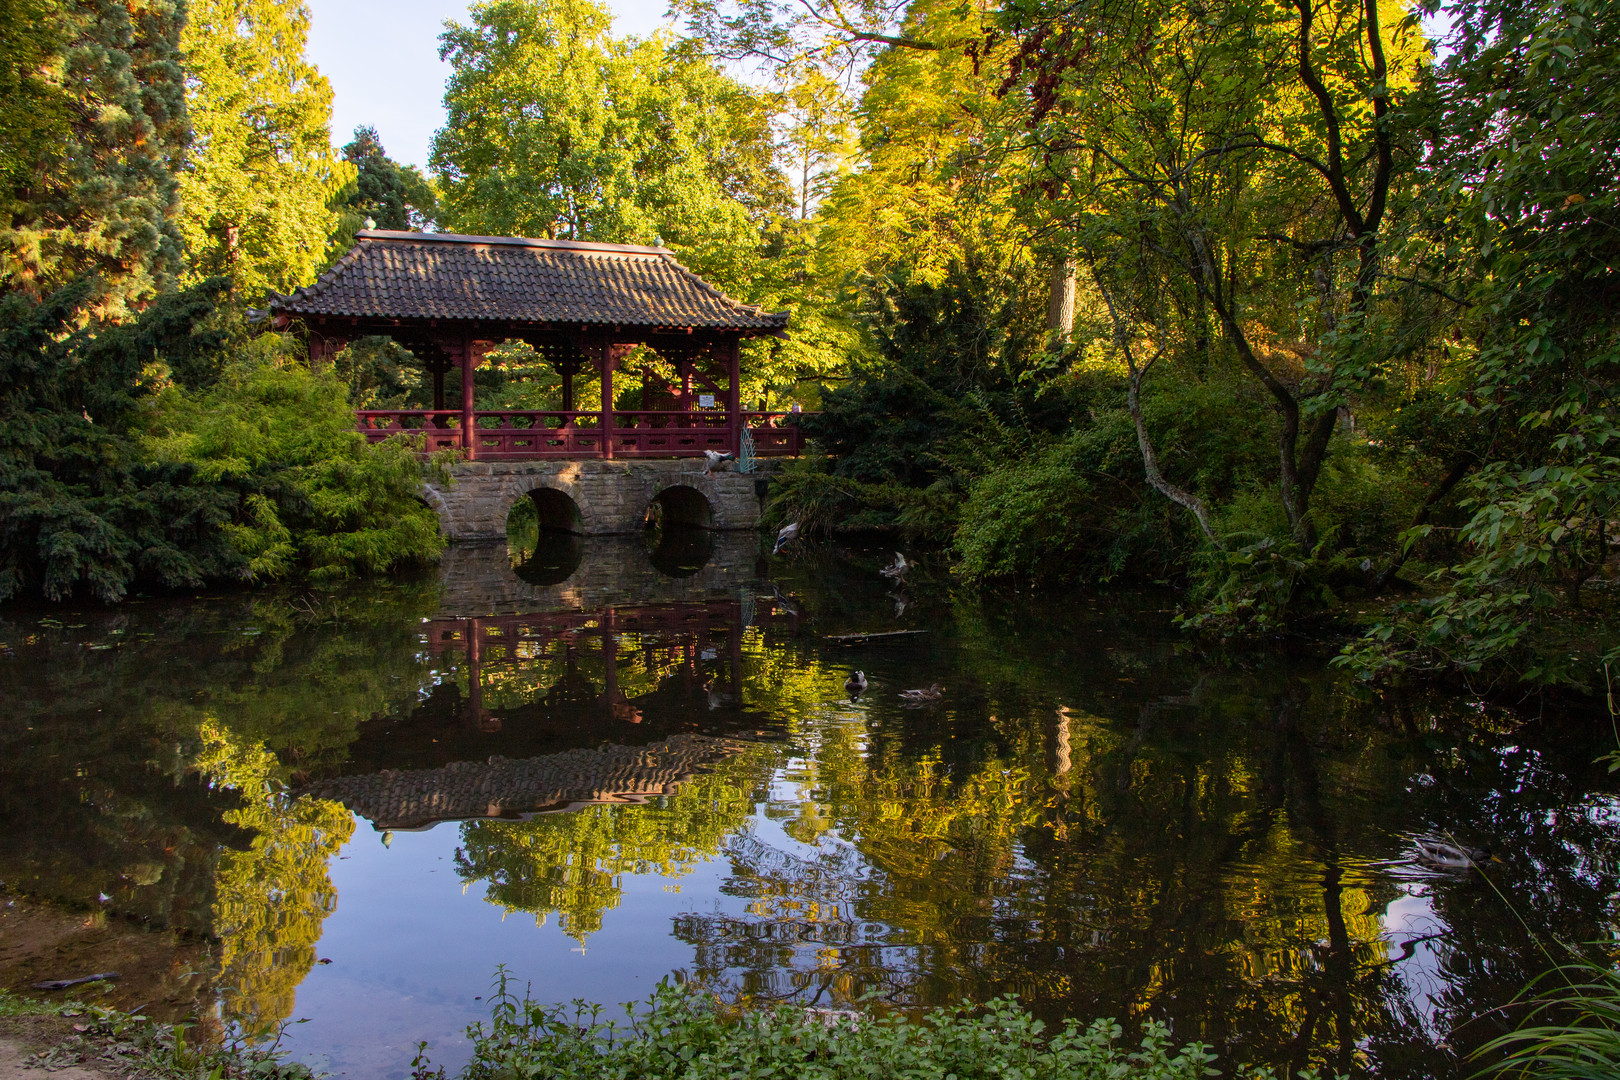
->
[356,409,812,460]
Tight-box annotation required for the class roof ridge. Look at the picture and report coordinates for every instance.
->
[660,254,771,314]
[356,229,673,256]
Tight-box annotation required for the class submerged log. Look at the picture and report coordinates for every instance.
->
[823,630,927,645]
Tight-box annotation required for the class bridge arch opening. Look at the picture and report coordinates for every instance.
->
[529,487,585,533]
[645,485,716,578]
[507,488,585,584]
[646,485,714,530]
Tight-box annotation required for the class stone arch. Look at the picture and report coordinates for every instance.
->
[519,485,585,534]
[646,484,715,530]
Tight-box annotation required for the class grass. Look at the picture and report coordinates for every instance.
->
[1474,953,1620,1080]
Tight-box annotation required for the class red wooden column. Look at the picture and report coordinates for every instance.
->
[460,333,476,459]
[598,339,615,459]
[601,609,618,703]
[464,618,483,728]
[724,336,742,454]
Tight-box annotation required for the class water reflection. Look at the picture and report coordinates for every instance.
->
[646,525,716,578]
[511,530,583,587]
[0,545,1618,1079]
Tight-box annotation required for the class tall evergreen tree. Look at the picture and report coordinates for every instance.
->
[338,125,437,232]
[0,0,188,318]
[177,0,354,300]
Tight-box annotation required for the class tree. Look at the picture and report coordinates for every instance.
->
[0,0,71,207]
[337,125,438,232]
[140,333,447,583]
[432,0,856,406]
[431,0,790,291]
[777,69,855,220]
[1342,0,1620,685]
[999,0,1428,551]
[0,280,239,603]
[177,0,355,300]
[0,0,188,318]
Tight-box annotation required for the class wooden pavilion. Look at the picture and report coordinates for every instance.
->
[266,230,804,461]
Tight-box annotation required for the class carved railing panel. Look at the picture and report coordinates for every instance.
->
[355,410,810,459]
[356,410,465,453]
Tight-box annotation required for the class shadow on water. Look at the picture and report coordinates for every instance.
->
[1,539,1619,1079]
[512,529,584,587]
[645,525,716,578]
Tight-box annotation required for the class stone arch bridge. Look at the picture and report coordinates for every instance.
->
[424,459,763,541]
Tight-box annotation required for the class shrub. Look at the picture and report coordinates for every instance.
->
[142,334,446,582]
[953,410,1166,585]
[456,975,1248,1080]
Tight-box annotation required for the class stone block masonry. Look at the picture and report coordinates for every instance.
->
[423,459,763,542]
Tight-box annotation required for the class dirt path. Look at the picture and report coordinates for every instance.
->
[0,897,211,1023]
[0,1017,114,1080]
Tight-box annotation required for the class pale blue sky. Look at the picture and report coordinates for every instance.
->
[306,0,674,169]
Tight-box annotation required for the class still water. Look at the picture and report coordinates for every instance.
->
[2,530,1618,1079]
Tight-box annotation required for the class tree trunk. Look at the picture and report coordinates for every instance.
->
[1046,258,1077,348]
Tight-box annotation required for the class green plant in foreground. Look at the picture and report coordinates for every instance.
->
[1474,954,1620,1080]
[456,968,1315,1080]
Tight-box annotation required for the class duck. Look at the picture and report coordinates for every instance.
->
[898,684,944,704]
[702,449,736,475]
[1413,836,1494,871]
[772,521,801,555]
[881,552,909,584]
[845,671,868,698]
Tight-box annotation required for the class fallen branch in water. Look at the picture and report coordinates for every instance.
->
[824,630,927,644]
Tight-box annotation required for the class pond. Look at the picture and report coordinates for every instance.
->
[1,531,1617,1079]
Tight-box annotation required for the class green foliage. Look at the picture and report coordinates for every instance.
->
[955,412,1161,585]
[178,0,356,299]
[0,0,188,317]
[0,281,238,602]
[431,0,851,406]
[1341,0,1620,684]
[432,0,788,284]
[765,466,958,541]
[1475,953,1620,1080]
[338,125,438,232]
[800,259,1047,486]
[0,0,71,197]
[460,977,1235,1080]
[141,336,446,582]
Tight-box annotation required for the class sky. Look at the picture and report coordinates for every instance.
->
[306,0,675,169]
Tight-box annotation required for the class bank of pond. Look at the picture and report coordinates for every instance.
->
[0,536,1616,1079]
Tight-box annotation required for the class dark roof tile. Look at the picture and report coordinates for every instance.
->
[268,230,788,332]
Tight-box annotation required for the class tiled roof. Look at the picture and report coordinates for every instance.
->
[268,230,789,332]
[302,734,753,831]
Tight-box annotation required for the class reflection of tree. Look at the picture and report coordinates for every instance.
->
[671,674,1504,1076]
[681,722,1053,1003]
[455,749,778,939]
[0,585,437,938]
[198,721,354,1039]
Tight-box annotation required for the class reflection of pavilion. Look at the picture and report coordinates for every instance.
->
[313,596,801,828]
[304,733,754,831]
[423,599,800,732]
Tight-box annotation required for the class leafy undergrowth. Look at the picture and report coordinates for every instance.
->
[0,991,313,1080]
[449,971,1319,1080]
